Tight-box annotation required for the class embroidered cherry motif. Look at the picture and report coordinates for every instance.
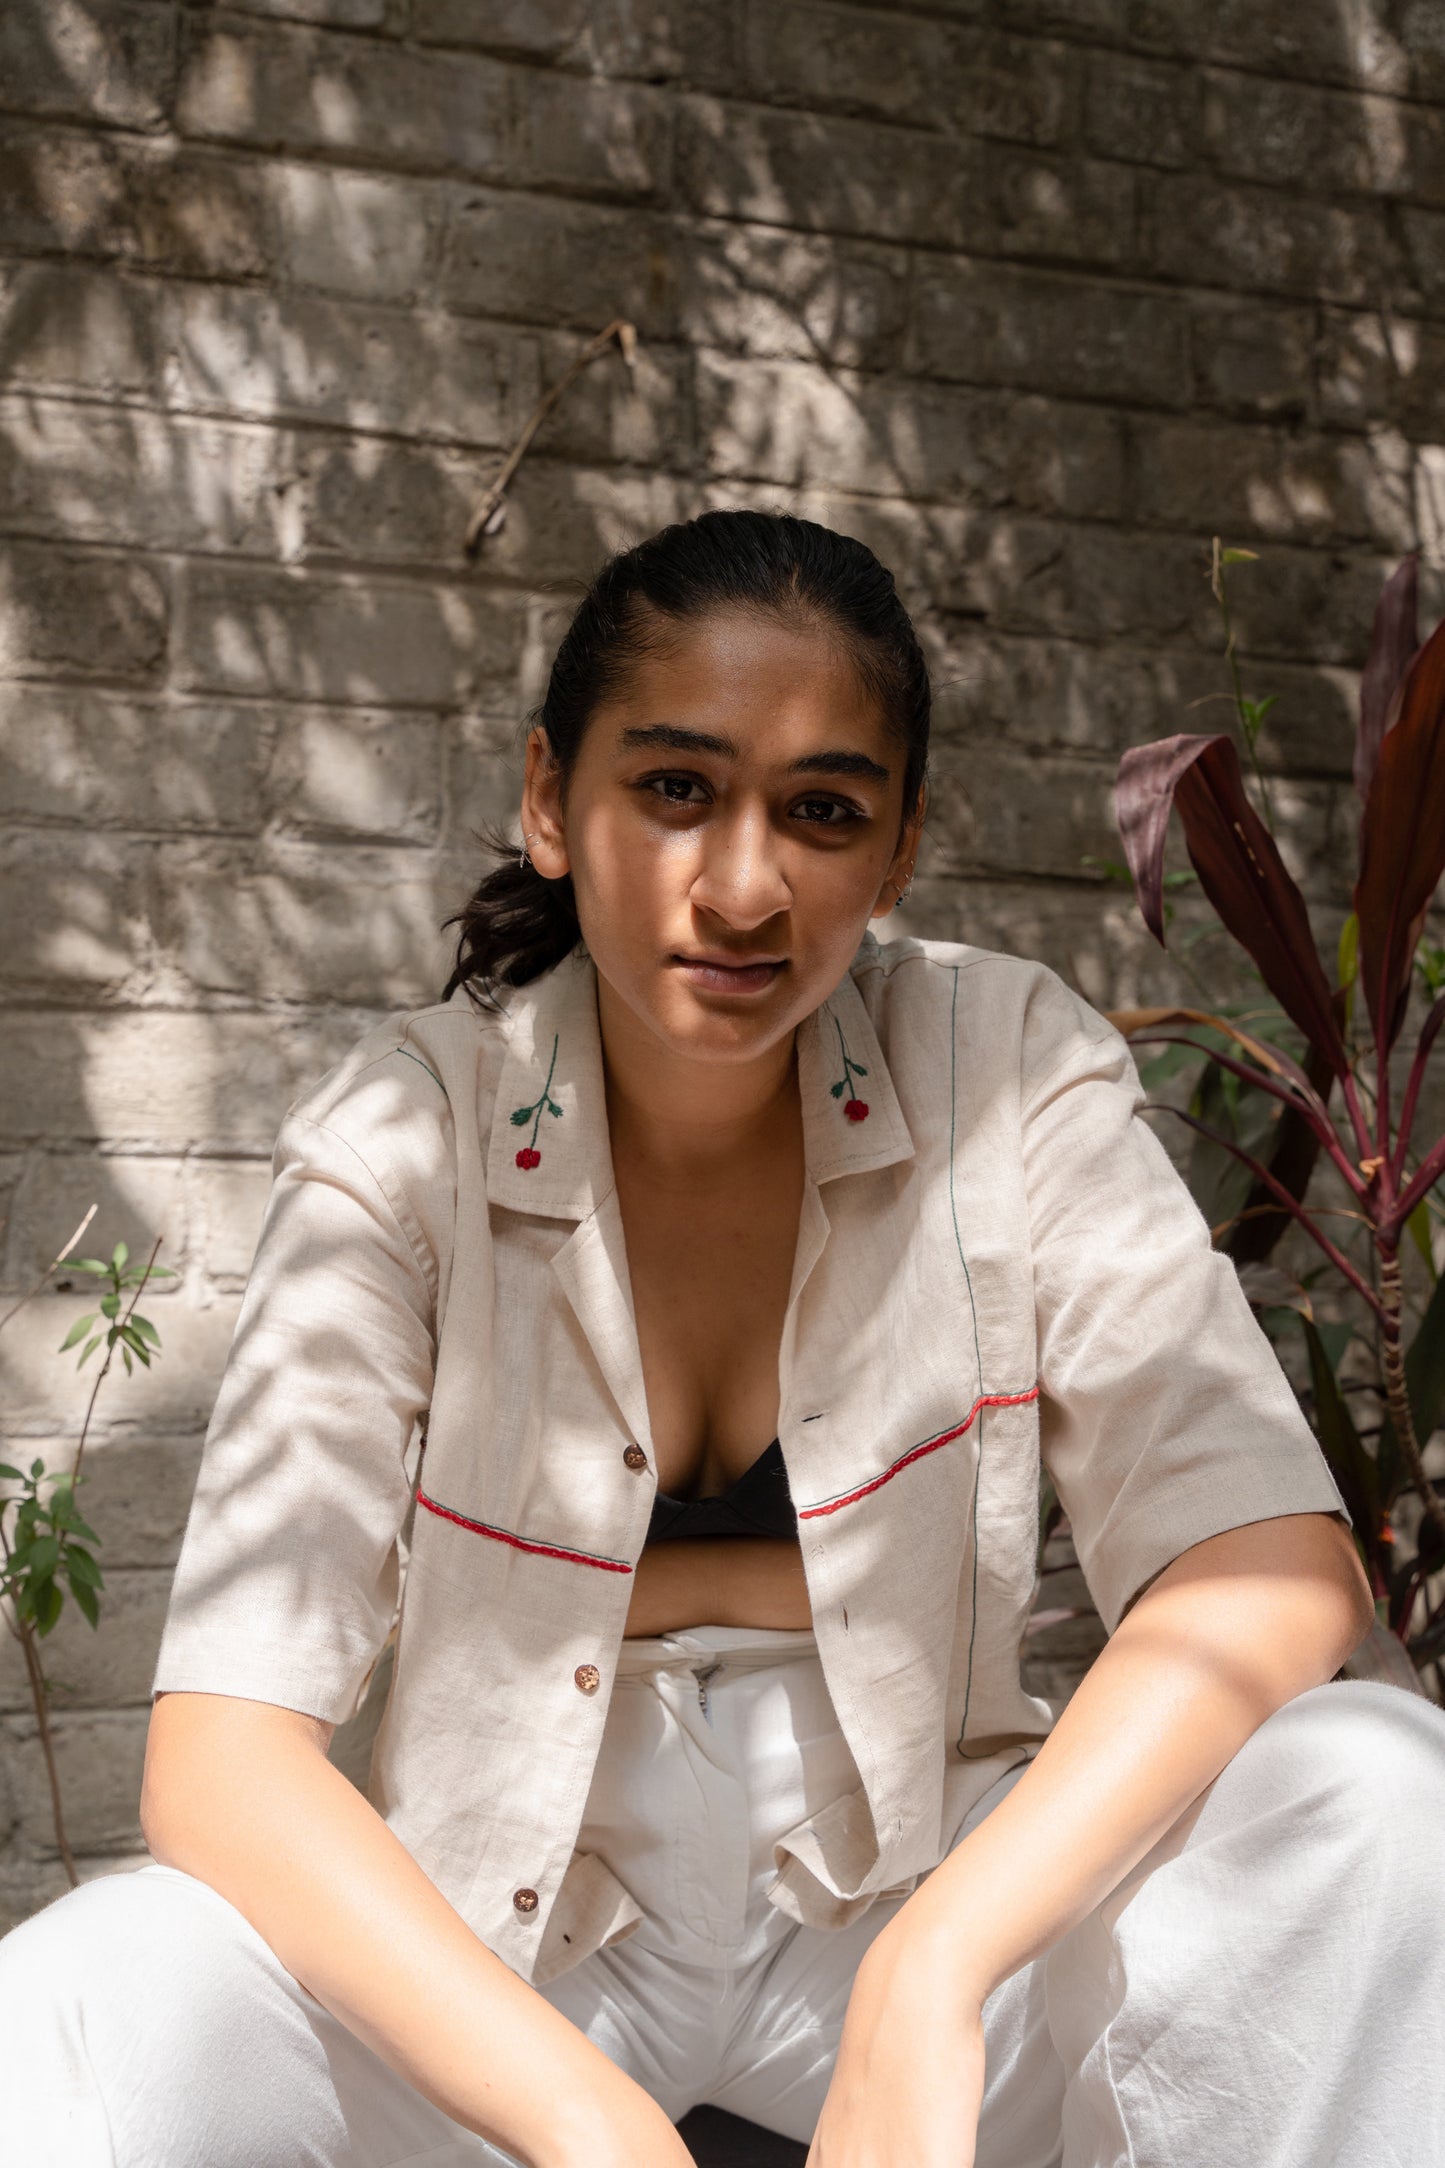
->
[844,1097,869,1122]
[509,1033,563,1171]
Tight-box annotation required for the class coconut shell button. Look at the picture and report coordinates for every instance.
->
[574,1662,601,1694]
[623,1443,648,1469]
[513,1887,539,1916]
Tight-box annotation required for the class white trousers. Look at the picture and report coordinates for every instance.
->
[2,1626,1443,2168]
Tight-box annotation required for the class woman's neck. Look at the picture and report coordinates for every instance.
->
[596,973,801,1185]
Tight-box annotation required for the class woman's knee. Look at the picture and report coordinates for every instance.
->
[1233,1677,1445,1861]
[6,1859,307,2071]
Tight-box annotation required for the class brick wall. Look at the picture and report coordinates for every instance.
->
[2,0,1443,1923]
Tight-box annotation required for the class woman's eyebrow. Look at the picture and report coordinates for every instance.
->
[617,722,890,784]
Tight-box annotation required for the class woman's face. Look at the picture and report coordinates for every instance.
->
[520,605,924,1067]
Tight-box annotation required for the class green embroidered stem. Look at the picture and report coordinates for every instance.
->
[949,964,987,1755]
[394,1046,446,1094]
[827,1009,870,1118]
[509,1033,563,1162]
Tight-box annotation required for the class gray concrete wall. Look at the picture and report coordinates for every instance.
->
[2,0,1443,1925]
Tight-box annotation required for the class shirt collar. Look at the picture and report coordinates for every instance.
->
[485,929,915,1220]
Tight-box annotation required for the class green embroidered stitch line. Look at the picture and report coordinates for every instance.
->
[394,1046,446,1094]
[509,1032,563,1156]
[950,962,987,1755]
[827,1006,869,1107]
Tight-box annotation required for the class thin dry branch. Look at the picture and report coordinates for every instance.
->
[463,319,638,555]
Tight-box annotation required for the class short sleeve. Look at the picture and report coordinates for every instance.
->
[150,1109,437,1724]
[1022,979,1348,1637]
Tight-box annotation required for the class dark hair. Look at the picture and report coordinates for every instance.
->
[440,507,931,1005]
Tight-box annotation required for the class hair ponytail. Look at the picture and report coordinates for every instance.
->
[440,507,931,1008]
[439,828,580,1006]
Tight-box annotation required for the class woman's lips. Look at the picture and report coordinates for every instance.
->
[672,957,787,994]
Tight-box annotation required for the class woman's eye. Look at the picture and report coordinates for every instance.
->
[795,797,861,826]
[643,773,708,805]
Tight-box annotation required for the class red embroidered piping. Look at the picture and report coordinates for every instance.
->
[417,1488,634,1574]
[796,1388,1041,1520]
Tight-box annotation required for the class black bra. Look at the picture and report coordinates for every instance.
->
[646,1436,798,1543]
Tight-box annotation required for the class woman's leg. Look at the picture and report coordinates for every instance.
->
[0,1859,521,2168]
[708,1757,1068,2166]
[1042,1676,1445,2167]
[711,1677,1445,2165]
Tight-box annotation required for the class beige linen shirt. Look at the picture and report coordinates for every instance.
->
[150,926,1347,1987]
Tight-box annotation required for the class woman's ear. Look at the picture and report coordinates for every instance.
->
[871,787,926,919]
[520,726,571,878]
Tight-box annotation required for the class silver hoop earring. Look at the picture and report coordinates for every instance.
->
[518,830,539,869]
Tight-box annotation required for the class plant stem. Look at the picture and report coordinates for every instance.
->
[17,1612,78,1888]
[72,1235,163,1486]
[1212,539,1277,829]
[1379,1250,1445,1540]
[0,1203,98,1337]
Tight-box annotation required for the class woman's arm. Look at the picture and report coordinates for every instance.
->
[141,1691,695,2168]
[807,1508,1374,2166]
[623,1536,812,1636]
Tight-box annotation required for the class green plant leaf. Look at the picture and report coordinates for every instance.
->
[77,1334,102,1366]
[57,1313,97,1351]
[1407,1197,1438,1280]
[24,1535,62,1577]
[67,1259,110,1277]
[67,1577,100,1629]
[111,1240,128,1270]
[63,1546,103,1588]
[129,1314,161,1347]
[119,1326,152,1366]
[32,1578,63,1634]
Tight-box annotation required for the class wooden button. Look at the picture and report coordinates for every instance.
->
[512,1887,539,1916]
[574,1662,601,1694]
[623,1443,648,1470]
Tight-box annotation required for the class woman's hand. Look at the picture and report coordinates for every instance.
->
[807,1913,986,2168]
[623,1536,811,1636]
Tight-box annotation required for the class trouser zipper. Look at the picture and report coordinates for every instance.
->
[693,1659,724,1719]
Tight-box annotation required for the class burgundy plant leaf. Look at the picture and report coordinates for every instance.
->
[1355,552,1420,806]
[1354,609,1445,1059]
[1115,735,1216,945]
[1116,735,1350,1078]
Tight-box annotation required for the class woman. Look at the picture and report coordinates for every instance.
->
[2,508,1442,2167]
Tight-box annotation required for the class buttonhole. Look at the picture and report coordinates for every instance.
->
[802,1412,827,1422]
[563,1933,571,1943]
[842,1606,849,1631]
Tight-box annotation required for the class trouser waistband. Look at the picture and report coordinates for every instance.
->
[612,1623,820,1679]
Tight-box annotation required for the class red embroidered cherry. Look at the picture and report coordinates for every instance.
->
[844,1098,869,1122]
[516,1146,542,1169]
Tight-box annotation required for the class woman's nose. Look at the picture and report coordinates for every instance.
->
[689,806,791,926]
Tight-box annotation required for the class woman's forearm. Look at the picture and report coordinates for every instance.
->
[623,1535,812,1635]
[878,1510,1374,2007]
[141,1691,691,2168]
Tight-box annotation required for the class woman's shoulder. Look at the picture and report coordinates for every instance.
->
[275,981,515,1177]
[853,928,1125,1086]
